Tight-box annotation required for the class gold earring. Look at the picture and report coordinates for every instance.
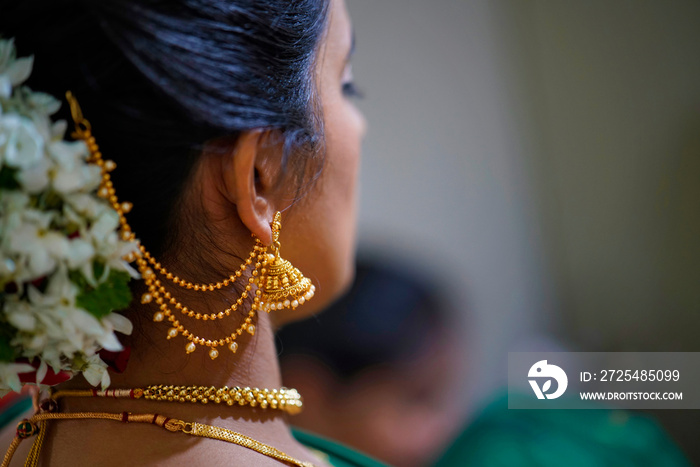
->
[257,212,315,312]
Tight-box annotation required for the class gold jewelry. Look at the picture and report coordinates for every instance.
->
[2,411,316,467]
[66,93,315,360]
[258,212,316,312]
[51,385,303,415]
[138,243,267,360]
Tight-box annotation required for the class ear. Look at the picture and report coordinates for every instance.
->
[220,130,282,245]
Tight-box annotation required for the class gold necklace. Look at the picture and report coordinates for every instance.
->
[51,384,303,415]
[2,411,316,467]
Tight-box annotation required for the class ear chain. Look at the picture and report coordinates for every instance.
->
[138,242,266,359]
[67,93,315,360]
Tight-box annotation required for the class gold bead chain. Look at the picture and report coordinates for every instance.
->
[142,385,302,413]
[137,245,267,359]
[150,276,261,360]
[138,246,263,321]
[139,244,258,291]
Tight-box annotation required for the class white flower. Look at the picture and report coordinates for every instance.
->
[28,271,92,347]
[7,210,68,279]
[0,190,29,212]
[81,353,110,389]
[28,111,52,144]
[51,120,68,140]
[65,238,94,269]
[28,269,126,351]
[0,258,16,277]
[6,301,36,331]
[103,312,133,336]
[0,39,33,98]
[90,207,121,241]
[62,194,102,237]
[0,114,44,170]
[50,140,100,195]
[17,156,50,193]
[0,362,34,395]
[35,360,48,386]
[0,191,30,237]
[27,92,61,117]
[86,209,140,278]
[0,37,137,393]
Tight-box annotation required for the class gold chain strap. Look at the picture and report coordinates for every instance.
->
[2,412,316,467]
[23,420,45,467]
[183,422,314,467]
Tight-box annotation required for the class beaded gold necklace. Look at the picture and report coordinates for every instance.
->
[51,384,303,415]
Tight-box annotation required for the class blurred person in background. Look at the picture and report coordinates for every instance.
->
[278,259,469,467]
[279,258,691,467]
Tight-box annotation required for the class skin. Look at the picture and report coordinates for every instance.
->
[5,0,366,465]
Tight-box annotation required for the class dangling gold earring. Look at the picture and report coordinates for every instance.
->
[257,212,315,312]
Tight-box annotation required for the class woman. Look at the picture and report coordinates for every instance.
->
[0,0,374,465]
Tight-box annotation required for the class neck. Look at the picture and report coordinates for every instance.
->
[114,303,283,390]
[113,229,282,391]
[56,296,290,432]
[44,302,328,466]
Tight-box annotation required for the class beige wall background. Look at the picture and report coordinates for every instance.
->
[347,0,555,407]
[504,1,700,352]
[347,0,700,428]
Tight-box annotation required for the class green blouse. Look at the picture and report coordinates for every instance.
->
[292,428,390,467]
[434,393,691,467]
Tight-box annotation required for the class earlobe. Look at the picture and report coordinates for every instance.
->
[221,130,278,245]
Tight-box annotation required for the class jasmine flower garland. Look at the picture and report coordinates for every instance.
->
[0,38,138,394]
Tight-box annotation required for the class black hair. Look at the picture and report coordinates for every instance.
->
[1,0,329,257]
[276,260,451,380]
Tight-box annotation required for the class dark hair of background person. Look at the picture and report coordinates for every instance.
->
[276,260,451,381]
[0,0,329,264]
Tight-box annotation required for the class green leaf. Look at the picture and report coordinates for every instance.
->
[42,190,62,211]
[0,166,20,190]
[0,319,17,362]
[0,337,15,362]
[68,266,88,290]
[35,189,63,212]
[93,262,106,281]
[75,269,133,319]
